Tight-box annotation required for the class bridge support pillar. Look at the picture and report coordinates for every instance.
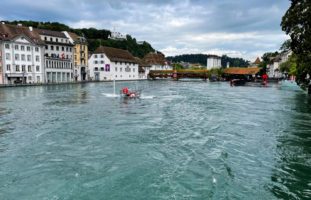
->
[173,70,178,81]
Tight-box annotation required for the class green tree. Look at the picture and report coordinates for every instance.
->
[280,39,292,52]
[281,0,311,85]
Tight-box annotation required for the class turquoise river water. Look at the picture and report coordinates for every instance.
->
[0,81,311,199]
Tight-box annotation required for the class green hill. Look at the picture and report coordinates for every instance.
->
[4,20,155,58]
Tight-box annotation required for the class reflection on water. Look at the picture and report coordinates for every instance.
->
[0,82,310,199]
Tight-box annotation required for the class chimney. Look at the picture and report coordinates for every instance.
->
[29,26,33,31]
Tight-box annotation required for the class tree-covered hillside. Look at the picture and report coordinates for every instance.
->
[166,54,250,67]
[4,20,155,58]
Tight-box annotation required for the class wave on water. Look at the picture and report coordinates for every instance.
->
[140,95,155,99]
[102,93,120,98]
[103,93,155,99]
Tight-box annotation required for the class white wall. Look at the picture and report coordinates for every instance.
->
[207,57,221,70]
[1,36,45,84]
[88,53,139,81]
[40,35,74,83]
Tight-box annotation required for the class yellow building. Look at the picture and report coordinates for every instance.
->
[65,32,88,81]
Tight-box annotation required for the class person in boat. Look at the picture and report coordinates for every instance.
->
[262,74,268,86]
[122,87,138,98]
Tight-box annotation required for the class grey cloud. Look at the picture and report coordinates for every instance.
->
[0,0,290,60]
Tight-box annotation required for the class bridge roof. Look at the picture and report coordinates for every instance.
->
[224,67,260,75]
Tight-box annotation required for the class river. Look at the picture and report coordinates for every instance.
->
[0,81,310,199]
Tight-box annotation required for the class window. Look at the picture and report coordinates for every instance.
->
[27,46,31,51]
[50,38,53,42]
[101,54,104,58]
[105,64,110,72]
[115,67,117,72]
[37,76,40,82]
[133,68,135,72]
[94,67,99,71]
[35,47,39,52]
[6,53,10,60]
[62,47,64,51]
[44,37,47,41]
[36,66,40,72]
[61,39,63,43]
[69,48,72,52]
[27,55,31,61]
[66,47,68,52]
[21,54,25,61]
[22,65,26,72]
[51,46,54,50]
[15,54,19,61]
[15,45,19,50]
[120,68,122,72]
[28,65,32,72]
[28,76,32,81]
[125,66,131,72]
[100,67,104,71]
[6,64,11,71]
[56,46,59,51]
[94,55,98,58]
[16,65,20,72]
[45,45,48,50]
[21,46,25,51]
[36,56,40,62]
[94,61,98,64]
[5,44,10,49]
[56,38,58,42]
[100,61,104,64]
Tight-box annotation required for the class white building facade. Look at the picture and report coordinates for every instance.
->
[37,29,74,83]
[207,55,222,70]
[0,25,45,84]
[88,46,139,81]
[267,51,292,78]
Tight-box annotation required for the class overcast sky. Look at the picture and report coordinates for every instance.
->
[0,0,290,61]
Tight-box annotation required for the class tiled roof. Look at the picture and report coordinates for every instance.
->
[134,57,151,67]
[34,28,67,38]
[94,46,137,63]
[224,67,260,75]
[143,52,166,65]
[67,32,87,44]
[254,57,261,64]
[0,24,44,45]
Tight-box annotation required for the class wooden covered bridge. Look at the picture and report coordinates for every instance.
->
[148,67,261,81]
[148,70,209,80]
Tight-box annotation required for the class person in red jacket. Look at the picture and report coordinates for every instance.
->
[262,74,268,86]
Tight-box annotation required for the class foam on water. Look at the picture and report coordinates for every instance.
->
[102,93,120,98]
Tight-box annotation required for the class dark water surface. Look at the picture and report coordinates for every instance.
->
[0,81,310,199]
